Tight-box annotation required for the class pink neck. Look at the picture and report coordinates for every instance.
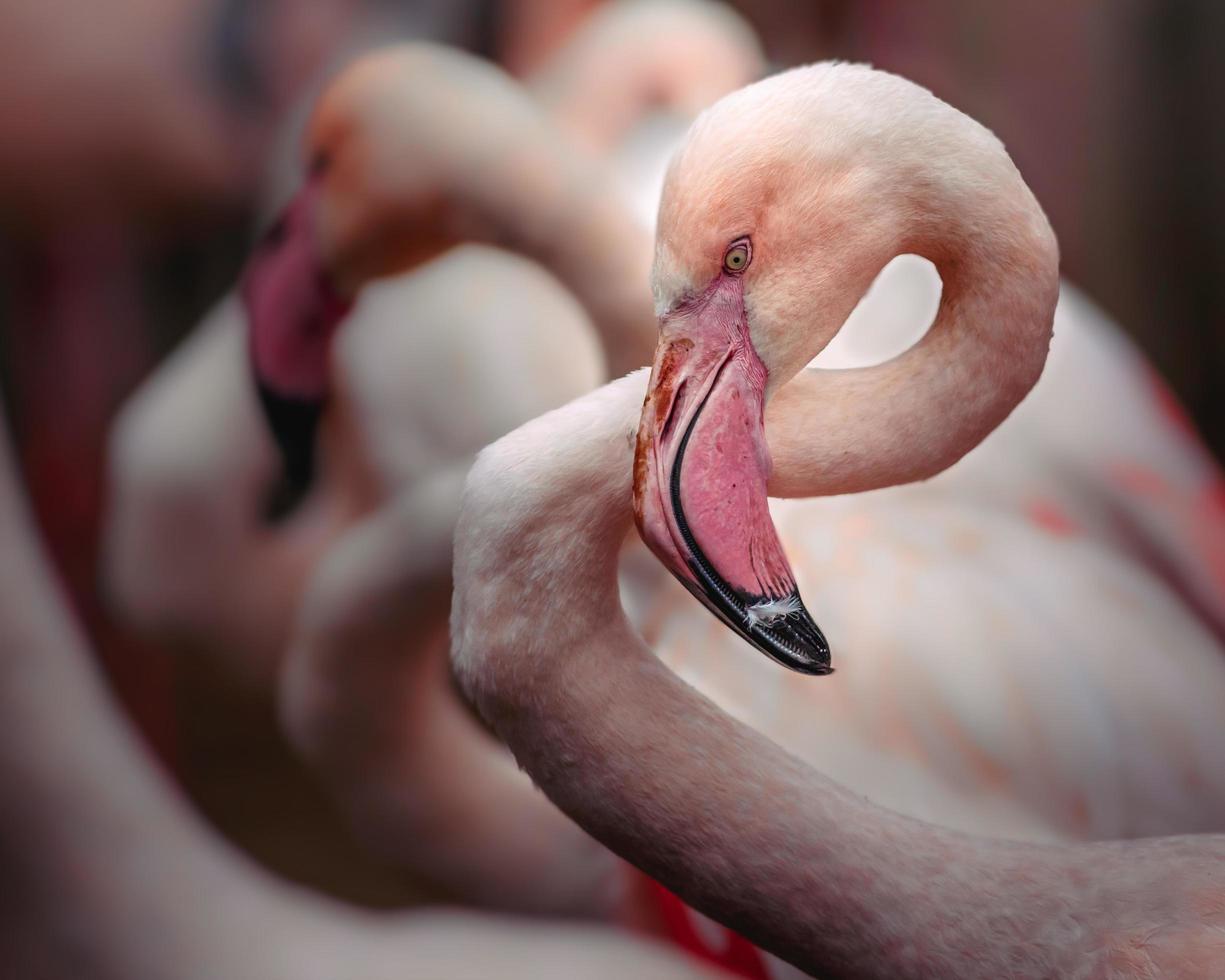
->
[454,376,1061,975]
[0,426,295,965]
[454,371,1220,976]
[765,188,1059,500]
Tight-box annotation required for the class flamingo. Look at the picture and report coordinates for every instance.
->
[105,41,656,687]
[530,0,762,156]
[527,0,763,225]
[104,0,762,680]
[103,41,656,908]
[451,62,1225,976]
[247,0,762,508]
[258,18,771,933]
[0,411,723,979]
[105,13,762,916]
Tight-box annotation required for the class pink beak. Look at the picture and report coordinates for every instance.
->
[242,175,352,518]
[633,276,831,675]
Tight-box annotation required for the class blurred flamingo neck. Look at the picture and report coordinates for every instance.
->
[479,147,658,376]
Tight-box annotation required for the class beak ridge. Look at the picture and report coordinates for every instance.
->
[635,293,833,676]
[669,393,832,676]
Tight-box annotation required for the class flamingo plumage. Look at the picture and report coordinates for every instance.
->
[452,61,1225,977]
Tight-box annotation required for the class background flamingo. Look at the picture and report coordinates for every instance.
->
[527,0,762,225]
[103,11,757,911]
[104,41,648,904]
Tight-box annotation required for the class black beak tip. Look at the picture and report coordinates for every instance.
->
[789,655,835,677]
[261,471,312,523]
[748,596,833,676]
[768,635,834,676]
[254,382,323,524]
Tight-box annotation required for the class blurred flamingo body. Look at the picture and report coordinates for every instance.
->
[0,426,720,978]
[106,42,657,913]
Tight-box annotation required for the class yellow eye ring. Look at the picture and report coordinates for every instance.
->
[723,240,751,273]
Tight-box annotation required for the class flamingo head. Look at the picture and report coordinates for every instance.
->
[633,65,929,674]
[633,263,833,674]
[632,252,834,672]
[241,48,470,517]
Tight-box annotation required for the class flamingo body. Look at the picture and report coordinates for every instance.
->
[451,61,1225,977]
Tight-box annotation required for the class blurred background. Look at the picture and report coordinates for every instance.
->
[2,0,1223,906]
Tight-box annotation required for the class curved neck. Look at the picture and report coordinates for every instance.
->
[765,171,1059,499]
[475,137,658,378]
[314,98,657,378]
[454,369,1219,976]
[454,376,1069,975]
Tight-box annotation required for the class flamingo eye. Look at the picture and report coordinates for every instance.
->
[723,239,751,273]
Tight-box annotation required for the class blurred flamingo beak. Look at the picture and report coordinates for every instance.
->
[633,278,831,675]
[241,178,352,518]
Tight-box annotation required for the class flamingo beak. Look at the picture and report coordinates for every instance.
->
[241,179,352,519]
[633,283,831,675]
